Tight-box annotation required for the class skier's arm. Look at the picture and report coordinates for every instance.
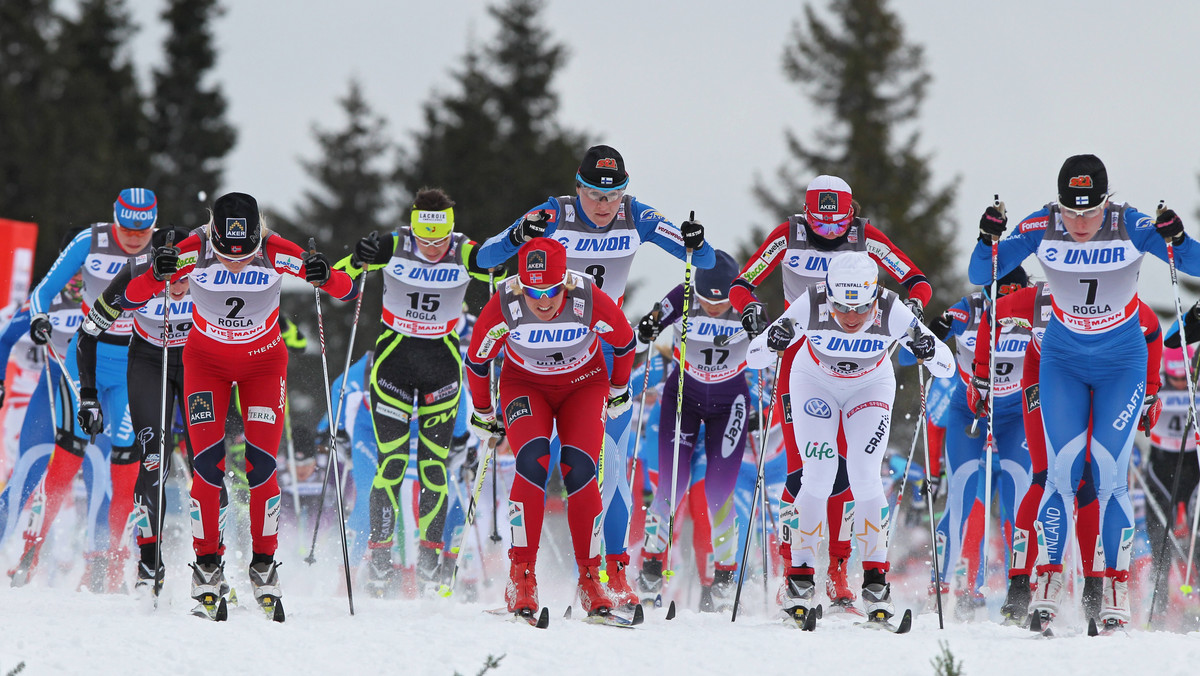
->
[863,224,932,306]
[332,232,397,278]
[656,285,687,327]
[891,301,955,378]
[0,307,31,368]
[631,199,715,269]
[123,236,200,306]
[971,287,1036,382]
[590,286,636,388]
[730,222,790,313]
[29,229,91,316]
[1128,208,1200,276]
[900,295,973,367]
[77,266,135,392]
[746,291,812,369]
[1140,300,1163,397]
[474,199,561,270]
[464,240,504,283]
[967,210,1044,285]
[267,236,357,301]
[464,295,508,412]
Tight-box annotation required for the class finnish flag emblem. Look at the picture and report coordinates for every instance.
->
[1075,196,1088,206]
[226,217,248,239]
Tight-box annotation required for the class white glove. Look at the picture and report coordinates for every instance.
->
[469,409,504,446]
[607,386,632,419]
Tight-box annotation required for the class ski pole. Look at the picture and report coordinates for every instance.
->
[487,270,503,545]
[1149,394,1197,624]
[441,435,500,597]
[307,238,355,615]
[627,305,662,490]
[305,253,369,565]
[914,338,945,629]
[891,376,930,536]
[664,220,695,582]
[1157,201,1200,596]
[978,194,1004,595]
[283,401,302,525]
[153,232,176,604]
[756,369,770,611]
[731,353,781,622]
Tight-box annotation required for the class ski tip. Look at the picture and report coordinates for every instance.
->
[216,597,229,622]
[563,606,573,620]
[536,607,550,629]
[802,609,818,631]
[665,600,677,620]
[1088,618,1099,637]
[632,604,645,626]
[1029,612,1043,633]
[895,609,913,634]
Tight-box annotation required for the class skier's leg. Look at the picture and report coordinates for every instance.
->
[233,339,289,560]
[366,332,414,572]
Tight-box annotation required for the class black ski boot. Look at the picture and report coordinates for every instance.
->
[416,546,442,597]
[710,568,736,612]
[636,555,665,606]
[1000,574,1032,626]
[1082,576,1103,624]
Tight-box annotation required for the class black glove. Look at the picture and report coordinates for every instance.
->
[305,252,332,286]
[909,332,937,361]
[351,231,382,268]
[681,219,705,250]
[508,210,549,246]
[460,441,479,485]
[926,471,943,502]
[741,302,769,338]
[905,298,925,324]
[979,205,1007,243]
[766,319,795,352]
[636,310,661,344]
[0,380,5,409]
[29,313,52,346]
[746,404,761,434]
[928,312,954,341]
[77,388,104,439]
[1157,209,1186,246]
[967,374,990,418]
[151,242,180,281]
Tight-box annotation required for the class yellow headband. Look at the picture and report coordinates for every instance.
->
[410,208,454,239]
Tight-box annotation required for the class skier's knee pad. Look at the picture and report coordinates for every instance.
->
[784,467,803,501]
[111,444,138,465]
[1032,469,1048,488]
[192,441,227,487]
[559,445,597,495]
[55,431,87,457]
[244,442,277,489]
[514,437,551,489]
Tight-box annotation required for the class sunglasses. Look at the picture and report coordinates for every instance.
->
[523,283,564,300]
[578,186,626,204]
[1060,198,1107,219]
[830,299,875,315]
[414,234,452,247]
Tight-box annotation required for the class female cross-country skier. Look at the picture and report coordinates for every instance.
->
[968,154,1200,631]
[123,192,356,620]
[465,238,635,621]
[746,252,954,627]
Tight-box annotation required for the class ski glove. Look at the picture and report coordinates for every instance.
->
[680,219,705,250]
[151,242,180,281]
[304,252,332,286]
[1139,394,1162,435]
[636,310,661,344]
[0,380,5,408]
[469,409,505,446]
[766,319,795,352]
[352,231,382,268]
[741,302,769,339]
[966,374,990,418]
[77,388,104,439]
[904,297,925,324]
[1156,209,1186,245]
[928,312,954,341]
[909,333,937,362]
[607,386,633,419]
[508,210,549,246]
[978,205,1007,243]
[29,313,52,346]
[459,441,479,486]
[926,471,943,502]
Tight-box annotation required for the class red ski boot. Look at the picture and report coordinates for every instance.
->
[826,557,857,609]
[506,558,539,614]
[8,535,42,587]
[604,553,639,608]
[577,564,614,616]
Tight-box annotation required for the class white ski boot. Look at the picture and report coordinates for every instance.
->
[782,574,819,629]
[249,558,285,623]
[189,559,229,621]
[1028,567,1064,633]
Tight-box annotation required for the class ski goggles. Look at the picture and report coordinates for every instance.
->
[577,185,626,204]
[1059,197,1107,219]
[413,233,452,247]
[806,212,854,238]
[522,282,565,300]
[830,299,875,315]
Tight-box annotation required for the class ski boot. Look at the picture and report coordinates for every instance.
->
[190,556,230,621]
[577,564,614,617]
[954,589,986,622]
[604,553,640,608]
[862,568,896,622]
[1082,575,1104,624]
[8,535,43,588]
[709,566,737,613]
[506,557,539,618]
[249,555,285,622]
[1027,566,1064,634]
[364,549,395,598]
[78,551,108,593]
[134,559,165,598]
[1000,574,1032,626]
[782,571,819,629]
[105,547,130,594]
[416,543,442,597]
[826,557,857,611]
[699,584,715,613]
[926,581,950,615]
[1096,572,1130,633]
[635,553,665,606]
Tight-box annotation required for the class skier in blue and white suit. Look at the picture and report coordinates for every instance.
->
[967,154,1200,629]
[474,144,715,603]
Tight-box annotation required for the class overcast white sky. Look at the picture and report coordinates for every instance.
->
[123,0,1200,314]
